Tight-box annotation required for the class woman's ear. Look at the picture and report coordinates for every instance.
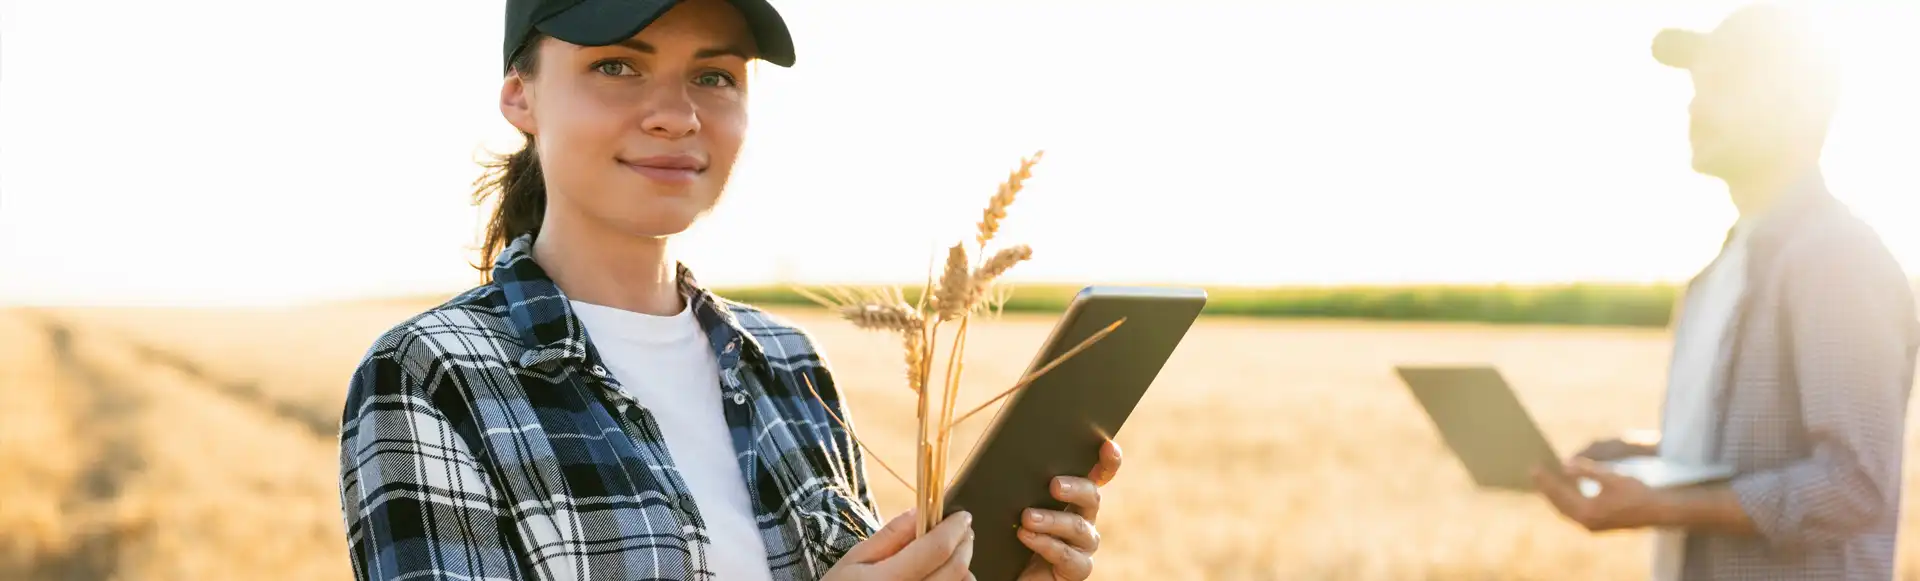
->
[500,74,536,135]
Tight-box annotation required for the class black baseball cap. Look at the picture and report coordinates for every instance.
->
[503,0,795,72]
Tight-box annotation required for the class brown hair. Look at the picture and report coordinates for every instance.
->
[471,36,547,281]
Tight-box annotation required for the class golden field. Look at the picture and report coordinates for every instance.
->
[7,302,1920,580]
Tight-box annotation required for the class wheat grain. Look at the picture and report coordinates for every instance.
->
[903,331,926,394]
[974,151,1043,247]
[933,243,972,321]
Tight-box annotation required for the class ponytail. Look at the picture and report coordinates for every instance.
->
[472,36,547,281]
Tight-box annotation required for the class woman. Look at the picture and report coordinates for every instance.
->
[336,1,1122,580]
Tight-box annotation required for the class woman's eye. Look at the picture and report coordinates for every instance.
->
[694,71,738,88]
[594,61,637,77]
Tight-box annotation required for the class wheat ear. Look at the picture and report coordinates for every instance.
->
[966,245,1031,308]
[973,245,1032,285]
[975,150,1044,247]
[837,303,923,334]
[932,243,972,321]
[903,330,926,394]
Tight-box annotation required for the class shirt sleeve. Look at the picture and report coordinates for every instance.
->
[1729,228,1918,550]
[339,347,527,581]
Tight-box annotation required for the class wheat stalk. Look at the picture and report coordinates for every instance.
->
[975,150,1044,247]
[799,374,913,492]
[932,315,971,521]
[817,151,1052,538]
[949,317,1125,427]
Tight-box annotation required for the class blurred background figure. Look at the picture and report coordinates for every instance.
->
[1535,4,1920,581]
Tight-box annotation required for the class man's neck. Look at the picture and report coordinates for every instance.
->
[1721,158,1818,220]
[530,208,684,317]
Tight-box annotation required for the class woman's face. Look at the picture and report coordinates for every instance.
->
[501,0,755,239]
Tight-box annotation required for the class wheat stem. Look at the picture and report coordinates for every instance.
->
[913,368,932,536]
[948,317,1125,428]
[932,315,970,519]
[790,286,840,310]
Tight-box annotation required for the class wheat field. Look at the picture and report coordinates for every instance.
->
[6,302,1920,580]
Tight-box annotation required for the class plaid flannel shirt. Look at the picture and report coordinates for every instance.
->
[338,233,882,581]
[1672,176,1920,580]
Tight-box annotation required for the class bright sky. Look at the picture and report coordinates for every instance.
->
[2,0,1916,306]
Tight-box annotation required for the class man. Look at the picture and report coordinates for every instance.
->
[1531,4,1920,580]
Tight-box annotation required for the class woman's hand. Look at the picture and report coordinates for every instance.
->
[823,509,975,581]
[1017,439,1123,581]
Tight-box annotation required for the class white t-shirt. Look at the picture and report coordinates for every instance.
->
[1652,219,1757,581]
[570,300,773,581]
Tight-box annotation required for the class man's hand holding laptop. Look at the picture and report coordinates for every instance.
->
[1570,431,1659,463]
[1531,430,1758,536]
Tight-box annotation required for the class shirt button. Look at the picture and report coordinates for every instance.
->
[731,392,747,405]
[590,365,608,377]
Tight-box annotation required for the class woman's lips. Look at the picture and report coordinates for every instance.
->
[620,154,704,184]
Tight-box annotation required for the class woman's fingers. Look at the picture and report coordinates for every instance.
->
[875,511,972,580]
[843,509,918,564]
[1090,440,1123,486]
[927,531,976,581]
[1022,509,1099,552]
[1051,476,1102,523]
[1018,526,1094,580]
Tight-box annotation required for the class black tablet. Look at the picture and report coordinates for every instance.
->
[943,286,1206,581]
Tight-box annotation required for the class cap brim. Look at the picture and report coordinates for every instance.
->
[728,0,795,67]
[537,0,795,68]
[537,0,676,48]
[1652,28,1704,69]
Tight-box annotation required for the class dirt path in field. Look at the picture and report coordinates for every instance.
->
[5,314,349,580]
[13,316,150,581]
[123,341,337,439]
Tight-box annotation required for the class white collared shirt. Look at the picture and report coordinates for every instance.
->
[1652,219,1758,581]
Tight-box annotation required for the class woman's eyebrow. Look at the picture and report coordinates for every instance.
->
[612,39,751,60]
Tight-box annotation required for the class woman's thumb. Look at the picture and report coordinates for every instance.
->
[842,509,917,563]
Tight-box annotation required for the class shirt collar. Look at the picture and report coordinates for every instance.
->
[1726,168,1835,253]
[490,233,767,372]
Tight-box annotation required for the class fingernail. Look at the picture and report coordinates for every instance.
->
[960,511,973,526]
[1027,510,1045,526]
[1057,478,1072,493]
